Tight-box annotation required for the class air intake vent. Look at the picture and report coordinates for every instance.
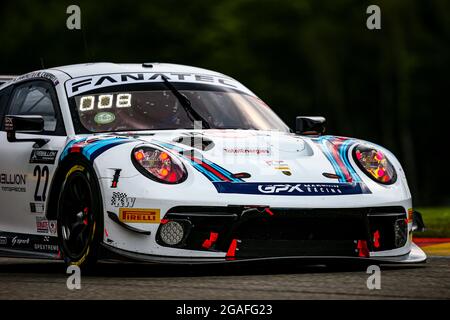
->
[173,135,215,151]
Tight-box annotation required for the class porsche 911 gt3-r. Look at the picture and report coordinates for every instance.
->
[0,63,426,268]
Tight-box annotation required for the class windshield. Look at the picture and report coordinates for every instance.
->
[71,83,290,133]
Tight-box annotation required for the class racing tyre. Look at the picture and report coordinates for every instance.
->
[57,161,103,270]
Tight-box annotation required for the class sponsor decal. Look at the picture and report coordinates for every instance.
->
[0,172,26,192]
[0,237,7,246]
[223,148,271,155]
[11,236,30,247]
[29,150,58,164]
[266,160,292,176]
[4,116,13,131]
[13,71,59,85]
[0,173,26,185]
[0,232,59,255]
[111,192,136,208]
[1,186,26,192]
[30,202,45,214]
[111,169,122,188]
[119,208,160,223]
[65,72,249,97]
[48,221,57,235]
[36,217,49,234]
[257,183,346,195]
[213,182,371,196]
[94,112,116,124]
[34,243,59,252]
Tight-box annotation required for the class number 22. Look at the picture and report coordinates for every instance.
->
[34,165,49,202]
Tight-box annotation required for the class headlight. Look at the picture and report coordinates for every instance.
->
[353,145,397,185]
[131,146,187,184]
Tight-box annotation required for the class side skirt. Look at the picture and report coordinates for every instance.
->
[0,231,60,260]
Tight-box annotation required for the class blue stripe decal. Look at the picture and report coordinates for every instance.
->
[88,140,131,161]
[202,158,242,182]
[320,138,346,182]
[340,140,361,182]
[152,140,244,182]
[191,162,222,182]
[155,141,185,152]
[82,137,122,155]
[60,137,131,162]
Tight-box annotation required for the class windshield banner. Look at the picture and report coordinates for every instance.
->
[65,72,253,97]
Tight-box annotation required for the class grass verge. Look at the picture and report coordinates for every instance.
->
[414,207,450,238]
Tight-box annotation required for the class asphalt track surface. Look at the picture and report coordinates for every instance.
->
[0,256,449,300]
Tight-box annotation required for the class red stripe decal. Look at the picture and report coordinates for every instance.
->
[330,142,353,182]
[189,156,231,182]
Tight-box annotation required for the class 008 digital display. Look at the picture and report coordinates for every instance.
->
[79,93,132,111]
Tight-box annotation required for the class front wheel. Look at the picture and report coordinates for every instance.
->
[57,162,103,270]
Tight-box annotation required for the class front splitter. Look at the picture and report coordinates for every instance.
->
[99,243,427,265]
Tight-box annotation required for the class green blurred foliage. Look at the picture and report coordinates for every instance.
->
[416,207,450,238]
[0,0,448,205]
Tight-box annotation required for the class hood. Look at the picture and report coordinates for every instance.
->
[63,129,374,196]
[132,129,357,185]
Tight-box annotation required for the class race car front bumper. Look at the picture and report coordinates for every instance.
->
[102,205,427,264]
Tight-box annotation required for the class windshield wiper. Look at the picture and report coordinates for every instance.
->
[161,76,211,129]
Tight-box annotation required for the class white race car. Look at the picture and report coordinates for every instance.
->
[0,63,426,269]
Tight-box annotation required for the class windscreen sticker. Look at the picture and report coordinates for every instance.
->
[94,112,116,125]
[13,71,59,86]
[65,72,253,97]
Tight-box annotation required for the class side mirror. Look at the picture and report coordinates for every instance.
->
[5,115,49,148]
[295,116,326,136]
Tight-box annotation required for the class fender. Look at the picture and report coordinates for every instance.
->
[46,136,132,220]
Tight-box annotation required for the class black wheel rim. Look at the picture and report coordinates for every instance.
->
[60,171,95,260]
